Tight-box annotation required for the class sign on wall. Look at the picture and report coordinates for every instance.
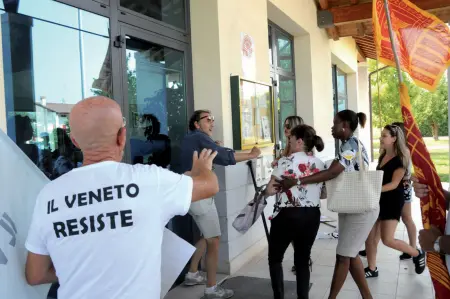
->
[241,33,256,80]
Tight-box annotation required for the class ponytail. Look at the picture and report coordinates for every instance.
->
[313,135,324,152]
[357,112,367,128]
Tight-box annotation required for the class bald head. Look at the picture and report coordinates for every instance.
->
[70,97,125,155]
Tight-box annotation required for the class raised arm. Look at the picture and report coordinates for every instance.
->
[234,146,261,163]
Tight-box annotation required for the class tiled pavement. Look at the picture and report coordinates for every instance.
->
[165,184,448,299]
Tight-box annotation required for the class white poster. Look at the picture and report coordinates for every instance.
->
[160,229,195,298]
[0,129,195,299]
[0,129,51,299]
[241,33,256,80]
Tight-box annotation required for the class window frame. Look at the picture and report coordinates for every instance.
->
[268,22,296,148]
[332,64,349,154]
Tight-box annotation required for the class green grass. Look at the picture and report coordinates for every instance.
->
[372,137,449,183]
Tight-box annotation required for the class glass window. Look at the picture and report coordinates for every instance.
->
[125,36,187,171]
[337,69,348,112]
[268,26,273,66]
[120,0,186,30]
[269,24,296,148]
[276,32,292,72]
[18,0,109,36]
[0,8,111,179]
[277,76,295,146]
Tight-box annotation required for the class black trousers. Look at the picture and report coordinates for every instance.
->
[268,207,320,299]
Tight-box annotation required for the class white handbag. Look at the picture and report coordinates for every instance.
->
[326,139,384,213]
[232,186,267,234]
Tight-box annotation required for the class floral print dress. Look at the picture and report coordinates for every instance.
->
[270,152,325,219]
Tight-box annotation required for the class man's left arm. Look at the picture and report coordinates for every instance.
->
[25,253,57,285]
[25,197,58,285]
[419,226,450,255]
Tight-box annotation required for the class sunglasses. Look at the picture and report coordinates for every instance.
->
[200,115,215,122]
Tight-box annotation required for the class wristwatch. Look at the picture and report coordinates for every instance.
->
[434,237,441,253]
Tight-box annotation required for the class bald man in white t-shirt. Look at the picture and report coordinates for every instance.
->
[24,96,219,299]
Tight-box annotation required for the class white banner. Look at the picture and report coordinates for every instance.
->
[0,129,50,299]
[0,129,195,299]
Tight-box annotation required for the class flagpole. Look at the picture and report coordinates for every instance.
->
[383,0,404,84]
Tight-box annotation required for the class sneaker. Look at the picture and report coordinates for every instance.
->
[413,249,426,274]
[184,271,206,286]
[359,250,367,257]
[364,267,379,278]
[399,252,412,260]
[203,285,234,299]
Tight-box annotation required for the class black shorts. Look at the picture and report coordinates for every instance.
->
[379,191,405,221]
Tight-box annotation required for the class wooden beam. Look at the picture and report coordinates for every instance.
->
[318,0,329,10]
[350,0,359,4]
[326,27,340,40]
[356,44,366,62]
[331,0,450,25]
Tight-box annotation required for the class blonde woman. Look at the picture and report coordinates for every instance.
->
[272,116,304,166]
[364,125,425,278]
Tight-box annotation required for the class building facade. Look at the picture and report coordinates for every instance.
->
[0,0,371,277]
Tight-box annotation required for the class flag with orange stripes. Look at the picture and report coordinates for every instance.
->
[373,0,450,92]
[399,84,450,299]
[373,1,450,298]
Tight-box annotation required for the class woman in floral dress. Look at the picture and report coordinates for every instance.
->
[265,124,325,299]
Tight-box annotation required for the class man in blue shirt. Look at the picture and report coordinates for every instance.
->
[181,110,260,299]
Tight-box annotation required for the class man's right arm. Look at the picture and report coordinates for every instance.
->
[234,147,260,163]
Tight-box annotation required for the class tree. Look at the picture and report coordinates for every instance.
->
[412,76,448,140]
[369,59,448,139]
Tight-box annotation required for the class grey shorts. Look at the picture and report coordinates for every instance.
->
[189,198,221,239]
[336,209,379,258]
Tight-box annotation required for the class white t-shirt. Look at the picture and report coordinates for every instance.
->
[25,161,193,299]
[271,152,325,218]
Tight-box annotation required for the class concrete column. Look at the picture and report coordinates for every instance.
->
[0,15,5,133]
[357,62,372,161]
[190,0,273,275]
[347,72,358,112]
[1,13,35,141]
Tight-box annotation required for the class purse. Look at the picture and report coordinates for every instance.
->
[326,138,383,213]
[232,185,268,234]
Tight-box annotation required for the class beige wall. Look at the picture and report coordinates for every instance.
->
[190,0,366,275]
[191,0,270,147]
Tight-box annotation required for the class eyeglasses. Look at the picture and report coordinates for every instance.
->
[200,115,215,122]
[284,123,291,130]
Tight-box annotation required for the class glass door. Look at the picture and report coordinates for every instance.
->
[118,24,198,285]
[119,24,189,171]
